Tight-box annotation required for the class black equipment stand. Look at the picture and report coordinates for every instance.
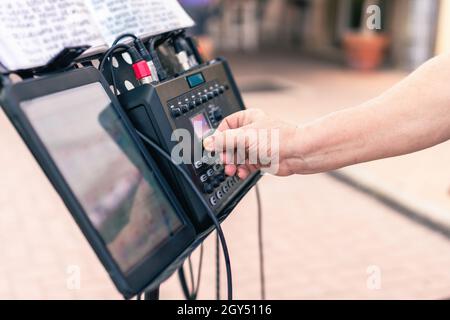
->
[0,34,180,301]
[144,288,160,300]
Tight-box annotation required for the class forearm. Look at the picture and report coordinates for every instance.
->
[292,54,450,174]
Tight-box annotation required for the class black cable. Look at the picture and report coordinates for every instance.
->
[255,184,266,300]
[178,266,191,299]
[216,231,220,300]
[99,43,131,73]
[188,256,195,293]
[194,244,204,298]
[112,33,138,46]
[178,243,204,300]
[136,130,233,300]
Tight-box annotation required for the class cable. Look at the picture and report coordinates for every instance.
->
[112,33,138,46]
[216,231,220,300]
[188,257,195,294]
[255,184,266,300]
[99,43,131,73]
[136,130,233,300]
[178,243,204,300]
[194,244,204,297]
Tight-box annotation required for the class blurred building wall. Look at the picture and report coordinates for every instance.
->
[204,0,441,69]
[436,0,450,54]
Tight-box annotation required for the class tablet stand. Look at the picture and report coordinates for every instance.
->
[0,32,180,301]
[144,288,160,300]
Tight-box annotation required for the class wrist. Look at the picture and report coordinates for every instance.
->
[284,124,311,174]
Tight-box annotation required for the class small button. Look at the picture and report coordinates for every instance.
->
[170,106,182,117]
[233,176,240,183]
[213,164,222,172]
[207,168,214,176]
[222,185,230,193]
[216,190,224,199]
[204,183,214,194]
[227,179,234,188]
[209,196,218,206]
[200,174,208,182]
[194,161,202,169]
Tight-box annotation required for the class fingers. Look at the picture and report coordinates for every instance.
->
[204,128,246,152]
[224,164,237,176]
[215,109,265,132]
[203,109,266,179]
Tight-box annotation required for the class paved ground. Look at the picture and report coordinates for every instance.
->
[1,53,450,299]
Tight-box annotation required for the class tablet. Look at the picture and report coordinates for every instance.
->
[0,67,195,298]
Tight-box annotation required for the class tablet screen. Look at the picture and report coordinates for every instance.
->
[20,82,182,273]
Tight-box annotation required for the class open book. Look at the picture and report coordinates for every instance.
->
[0,0,194,71]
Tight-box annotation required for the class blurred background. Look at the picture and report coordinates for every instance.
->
[2,0,450,299]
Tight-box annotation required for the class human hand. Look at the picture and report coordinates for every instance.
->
[203,109,301,179]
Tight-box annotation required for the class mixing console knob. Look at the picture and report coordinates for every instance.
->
[219,86,225,93]
[216,173,225,182]
[189,101,196,109]
[203,183,214,194]
[180,104,189,113]
[170,106,182,117]
[201,95,208,103]
[195,98,202,106]
[213,109,223,121]
[212,178,220,188]
[207,92,214,100]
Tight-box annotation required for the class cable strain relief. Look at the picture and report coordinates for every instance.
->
[127,47,143,63]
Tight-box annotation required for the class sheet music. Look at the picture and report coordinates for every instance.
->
[84,0,195,45]
[0,0,104,71]
[0,0,194,71]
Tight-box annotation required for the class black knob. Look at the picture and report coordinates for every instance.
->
[195,98,202,106]
[180,104,189,113]
[219,86,225,93]
[189,101,196,109]
[213,89,220,96]
[216,173,225,182]
[212,178,220,188]
[201,95,208,103]
[203,183,214,194]
[170,107,182,117]
[207,92,214,100]
[213,109,223,121]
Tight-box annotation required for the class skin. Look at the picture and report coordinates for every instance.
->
[203,54,450,179]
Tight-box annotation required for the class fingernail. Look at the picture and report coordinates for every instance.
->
[203,136,214,150]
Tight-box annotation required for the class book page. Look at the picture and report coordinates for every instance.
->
[84,0,195,46]
[0,0,104,71]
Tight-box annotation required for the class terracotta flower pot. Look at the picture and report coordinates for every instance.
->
[343,32,389,71]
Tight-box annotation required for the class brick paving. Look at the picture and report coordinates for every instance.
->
[1,53,450,299]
